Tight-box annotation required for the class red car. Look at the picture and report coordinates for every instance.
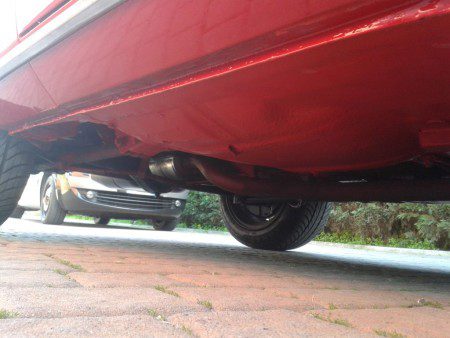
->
[0,0,449,251]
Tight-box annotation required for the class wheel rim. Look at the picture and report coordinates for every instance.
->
[40,180,53,221]
[42,183,51,214]
[224,197,287,233]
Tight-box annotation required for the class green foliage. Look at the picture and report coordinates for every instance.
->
[180,191,224,230]
[0,309,18,319]
[326,203,449,250]
[315,232,437,250]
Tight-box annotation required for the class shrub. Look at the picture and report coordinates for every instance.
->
[327,202,449,250]
[180,191,224,230]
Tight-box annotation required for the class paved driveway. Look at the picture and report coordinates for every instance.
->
[0,217,449,337]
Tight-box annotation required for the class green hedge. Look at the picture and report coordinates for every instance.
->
[181,192,449,250]
[180,191,224,230]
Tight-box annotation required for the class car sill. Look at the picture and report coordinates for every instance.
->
[0,0,125,81]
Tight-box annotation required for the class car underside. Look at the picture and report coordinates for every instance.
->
[18,124,450,203]
[0,0,449,250]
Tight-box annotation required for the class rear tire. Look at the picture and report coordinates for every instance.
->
[94,217,110,225]
[10,206,25,219]
[152,218,179,231]
[0,133,32,225]
[220,195,331,251]
[40,176,66,225]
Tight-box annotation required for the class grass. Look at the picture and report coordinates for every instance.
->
[406,300,444,309]
[0,309,18,319]
[53,258,85,271]
[312,313,352,328]
[181,324,195,336]
[67,215,152,227]
[332,318,352,327]
[420,301,444,309]
[154,285,180,298]
[46,254,85,272]
[147,308,196,337]
[315,232,438,250]
[374,329,406,338]
[328,303,338,310]
[197,300,213,310]
[178,222,227,232]
[147,308,166,321]
[53,268,68,276]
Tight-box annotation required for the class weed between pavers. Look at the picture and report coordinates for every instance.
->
[154,285,180,298]
[147,308,196,336]
[406,299,444,310]
[197,300,213,310]
[53,269,68,276]
[147,308,167,321]
[53,269,78,283]
[0,309,18,319]
[374,329,406,338]
[46,254,85,272]
[181,324,195,336]
[54,258,85,271]
[312,313,352,328]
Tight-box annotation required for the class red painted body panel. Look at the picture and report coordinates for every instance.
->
[0,64,56,126]
[0,0,449,174]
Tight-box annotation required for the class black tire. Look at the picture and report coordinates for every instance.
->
[40,175,66,225]
[220,195,331,251]
[94,217,110,225]
[152,218,179,231]
[10,206,25,219]
[0,133,32,225]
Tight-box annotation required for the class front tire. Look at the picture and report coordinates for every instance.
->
[220,195,331,251]
[94,217,110,225]
[40,176,66,225]
[0,133,32,225]
[152,218,179,231]
[10,206,25,219]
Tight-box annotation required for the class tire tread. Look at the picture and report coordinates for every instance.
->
[0,133,32,225]
[221,197,331,251]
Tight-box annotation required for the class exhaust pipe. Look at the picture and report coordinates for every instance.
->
[150,155,450,202]
[190,158,450,202]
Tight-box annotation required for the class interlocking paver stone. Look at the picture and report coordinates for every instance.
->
[0,217,449,337]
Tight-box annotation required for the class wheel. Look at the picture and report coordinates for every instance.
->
[220,195,331,251]
[0,133,32,225]
[152,218,179,231]
[94,217,110,225]
[10,206,25,219]
[40,175,66,225]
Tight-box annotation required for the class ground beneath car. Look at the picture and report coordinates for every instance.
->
[0,217,449,337]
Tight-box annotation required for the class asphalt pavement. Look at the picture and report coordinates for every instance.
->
[0,215,449,337]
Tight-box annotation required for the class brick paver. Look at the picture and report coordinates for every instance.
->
[0,218,449,337]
